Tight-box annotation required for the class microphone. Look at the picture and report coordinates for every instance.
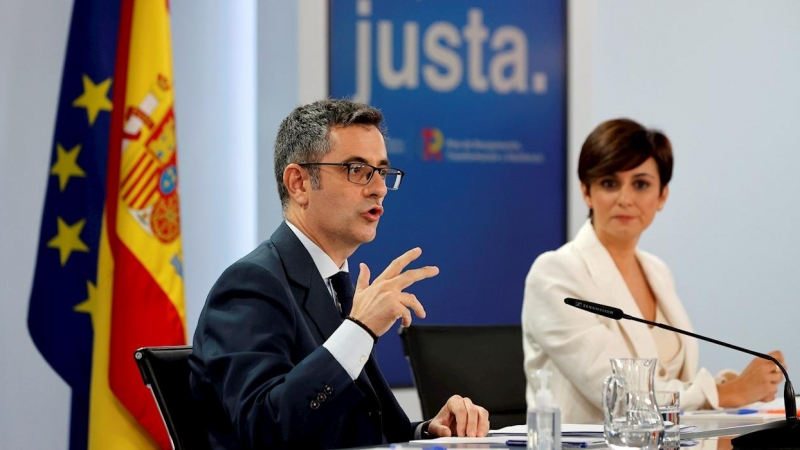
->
[564,297,799,448]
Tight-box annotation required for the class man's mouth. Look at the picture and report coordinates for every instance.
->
[362,206,384,221]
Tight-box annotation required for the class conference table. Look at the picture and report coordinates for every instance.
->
[354,416,785,449]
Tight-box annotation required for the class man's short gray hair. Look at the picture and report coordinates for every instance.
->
[274,98,385,210]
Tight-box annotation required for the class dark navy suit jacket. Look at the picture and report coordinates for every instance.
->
[189,222,415,449]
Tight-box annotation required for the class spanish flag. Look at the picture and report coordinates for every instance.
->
[28,0,186,448]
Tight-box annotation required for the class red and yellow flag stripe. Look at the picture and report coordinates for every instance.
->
[91,0,186,448]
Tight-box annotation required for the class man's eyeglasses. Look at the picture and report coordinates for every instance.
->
[297,162,405,190]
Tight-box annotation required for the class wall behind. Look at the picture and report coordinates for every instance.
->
[0,0,72,447]
[569,0,800,376]
[171,0,259,341]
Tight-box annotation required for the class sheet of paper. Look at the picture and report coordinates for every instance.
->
[489,423,696,436]
[410,435,602,445]
[489,423,604,436]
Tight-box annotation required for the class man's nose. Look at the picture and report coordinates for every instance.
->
[365,172,388,197]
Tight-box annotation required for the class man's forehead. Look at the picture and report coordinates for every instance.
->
[327,126,388,164]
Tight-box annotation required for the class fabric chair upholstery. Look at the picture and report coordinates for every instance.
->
[399,324,527,429]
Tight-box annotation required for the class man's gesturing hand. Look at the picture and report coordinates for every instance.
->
[349,247,439,337]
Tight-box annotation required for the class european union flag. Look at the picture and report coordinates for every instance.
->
[28,1,121,448]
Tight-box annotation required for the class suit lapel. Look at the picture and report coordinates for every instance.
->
[574,221,658,358]
[271,222,342,340]
[271,222,382,401]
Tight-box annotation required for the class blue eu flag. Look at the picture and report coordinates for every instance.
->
[28,1,120,448]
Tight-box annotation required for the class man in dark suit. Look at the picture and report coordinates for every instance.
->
[189,99,490,449]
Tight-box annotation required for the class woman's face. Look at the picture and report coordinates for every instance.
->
[581,157,668,245]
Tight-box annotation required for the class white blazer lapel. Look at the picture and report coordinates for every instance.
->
[573,222,659,359]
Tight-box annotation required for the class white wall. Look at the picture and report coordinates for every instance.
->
[569,0,800,375]
[0,1,73,448]
[171,0,259,341]
[256,0,299,240]
[3,0,799,446]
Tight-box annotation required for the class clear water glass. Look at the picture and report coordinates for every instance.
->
[604,391,665,449]
[655,391,680,449]
[603,358,664,450]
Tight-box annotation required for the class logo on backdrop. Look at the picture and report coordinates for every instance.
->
[421,127,544,164]
[421,128,443,161]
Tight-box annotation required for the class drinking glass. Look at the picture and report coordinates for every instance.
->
[603,358,664,450]
[655,391,680,449]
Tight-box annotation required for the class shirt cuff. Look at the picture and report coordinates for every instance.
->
[686,367,720,410]
[322,319,374,380]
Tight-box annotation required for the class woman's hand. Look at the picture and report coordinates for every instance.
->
[718,350,785,407]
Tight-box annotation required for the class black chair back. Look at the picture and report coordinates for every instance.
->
[399,324,527,429]
[134,345,210,450]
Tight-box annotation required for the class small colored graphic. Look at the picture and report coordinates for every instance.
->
[422,127,443,161]
[119,75,181,244]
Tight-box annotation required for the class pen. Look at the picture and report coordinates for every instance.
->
[389,445,446,450]
[682,408,757,415]
[763,409,800,415]
[389,446,445,450]
[505,440,589,448]
[728,408,758,415]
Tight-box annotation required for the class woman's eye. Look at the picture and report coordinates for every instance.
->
[634,180,650,190]
[599,179,616,188]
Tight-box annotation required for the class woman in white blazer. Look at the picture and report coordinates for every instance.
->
[522,118,785,423]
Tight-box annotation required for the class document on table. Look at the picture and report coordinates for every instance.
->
[682,396,798,421]
[681,419,786,440]
[489,423,604,436]
[489,423,698,437]
[409,435,603,446]
[416,422,702,447]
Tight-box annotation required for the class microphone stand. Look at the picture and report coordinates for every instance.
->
[622,313,797,423]
[565,298,800,448]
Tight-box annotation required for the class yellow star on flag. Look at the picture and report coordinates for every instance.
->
[73,280,96,324]
[47,217,90,266]
[50,143,86,191]
[72,74,113,125]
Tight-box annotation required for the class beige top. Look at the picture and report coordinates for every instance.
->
[652,306,685,380]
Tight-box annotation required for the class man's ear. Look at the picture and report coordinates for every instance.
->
[284,164,309,207]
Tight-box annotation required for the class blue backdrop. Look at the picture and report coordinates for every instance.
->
[330,0,566,386]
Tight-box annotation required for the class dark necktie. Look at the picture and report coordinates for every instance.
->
[329,271,354,318]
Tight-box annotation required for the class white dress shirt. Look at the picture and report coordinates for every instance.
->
[285,221,373,380]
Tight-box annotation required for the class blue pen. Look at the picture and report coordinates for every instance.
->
[505,440,588,448]
[390,445,446,450]
[389,445,446,450]
[681,408,758,415]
